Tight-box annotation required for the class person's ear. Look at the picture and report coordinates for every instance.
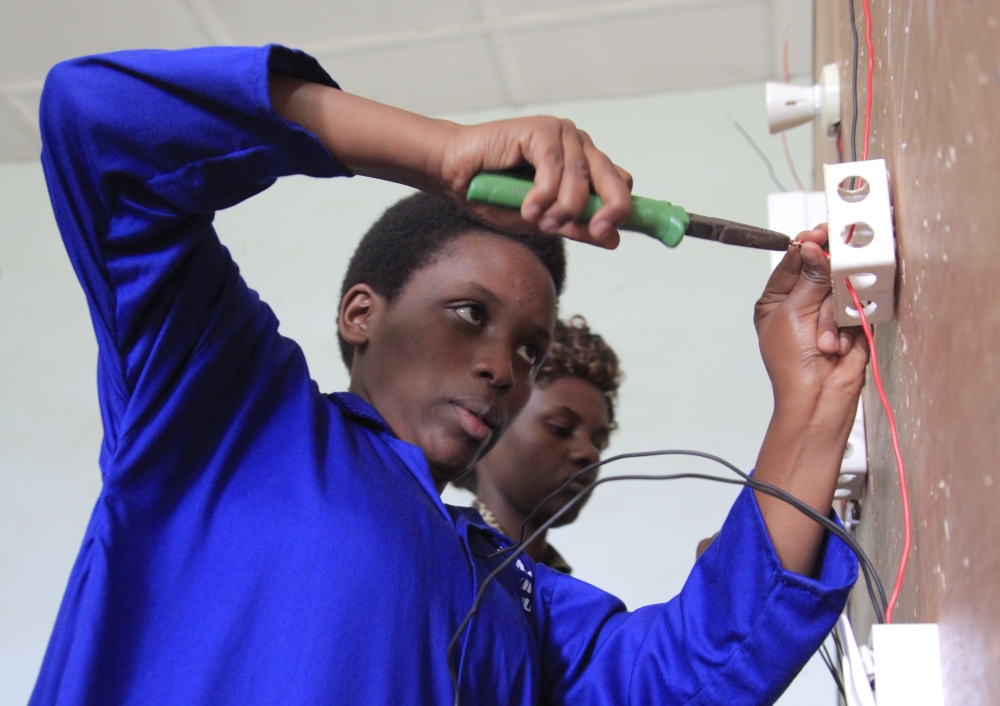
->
[338,284,383,353]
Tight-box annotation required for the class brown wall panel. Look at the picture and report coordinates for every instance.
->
[813,2,1000,704]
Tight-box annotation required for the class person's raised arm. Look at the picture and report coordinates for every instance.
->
[752,226,868,574]
[269,76,633,249]
[40,45,348,460]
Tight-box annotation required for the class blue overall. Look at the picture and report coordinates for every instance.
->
[32,44,856,705]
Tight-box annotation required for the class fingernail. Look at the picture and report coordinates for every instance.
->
[801,246,820,265]
[523,204,541,221]
[821,331,838,350]
[539,216,559,232]
[592,219,611,238]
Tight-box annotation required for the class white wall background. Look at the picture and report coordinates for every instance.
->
[0,82,832,704]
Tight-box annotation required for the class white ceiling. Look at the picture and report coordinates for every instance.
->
[0,0,813,161]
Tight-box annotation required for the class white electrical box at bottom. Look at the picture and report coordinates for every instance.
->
[870,623,945,706]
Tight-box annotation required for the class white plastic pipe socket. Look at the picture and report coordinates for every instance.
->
[766,63,841,136]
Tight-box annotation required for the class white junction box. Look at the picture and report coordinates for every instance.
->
[836,615,945,706]
[871,623,946,706]
[823,159,897,327]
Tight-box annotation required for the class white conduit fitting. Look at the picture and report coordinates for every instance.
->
[766,63,841,136]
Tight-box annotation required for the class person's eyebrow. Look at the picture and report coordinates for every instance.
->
[467,282,551,345]
[468,282,500,305]
[553,405,582,424]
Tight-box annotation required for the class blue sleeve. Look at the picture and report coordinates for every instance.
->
[39,45,348,476]
[536,486,858,706]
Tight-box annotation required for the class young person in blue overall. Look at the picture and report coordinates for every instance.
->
[33,44,868,705]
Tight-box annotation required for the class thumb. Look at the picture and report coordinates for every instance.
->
[788,241,833,308]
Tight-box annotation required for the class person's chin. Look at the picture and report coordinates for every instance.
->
[547,491,589,526]
[423,430,490,482]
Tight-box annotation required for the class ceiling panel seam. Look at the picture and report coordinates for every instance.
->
[300,0,744,55]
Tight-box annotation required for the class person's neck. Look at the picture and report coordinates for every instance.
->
[347,378,451,493]
[476,485,548,563]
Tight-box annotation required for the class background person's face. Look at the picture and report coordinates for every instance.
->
[346,233,557,486]
[476,375,610,527]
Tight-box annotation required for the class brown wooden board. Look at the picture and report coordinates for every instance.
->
[813,1,1000,703]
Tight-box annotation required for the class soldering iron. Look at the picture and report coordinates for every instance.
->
[466,172,792,252]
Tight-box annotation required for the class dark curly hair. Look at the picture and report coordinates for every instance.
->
[453,315,621,493]
[338,192,566,368]
[537,315,621,430]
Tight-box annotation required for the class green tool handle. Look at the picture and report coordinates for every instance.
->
[465,173,689,247]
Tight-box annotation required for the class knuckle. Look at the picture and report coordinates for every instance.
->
[565,157,590,180]
[541,148,564,169]
[538,115,562,133]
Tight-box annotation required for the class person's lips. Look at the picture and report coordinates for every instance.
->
[567,480,590,495]
[565,470,599,496]
[451,400,501,442]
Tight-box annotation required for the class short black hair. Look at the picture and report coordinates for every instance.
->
[338,192,566,368]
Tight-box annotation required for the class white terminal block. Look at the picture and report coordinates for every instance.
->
[823,159,897,328]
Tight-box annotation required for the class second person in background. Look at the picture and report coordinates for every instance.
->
[455,316,621,574]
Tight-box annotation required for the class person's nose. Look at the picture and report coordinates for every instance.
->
[569,434,601,469]
[470,341,514,393]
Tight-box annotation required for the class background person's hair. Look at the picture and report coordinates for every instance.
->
[453,315,621,493]
[338,192,567,368]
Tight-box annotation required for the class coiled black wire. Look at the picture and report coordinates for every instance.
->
[448,449,887,706]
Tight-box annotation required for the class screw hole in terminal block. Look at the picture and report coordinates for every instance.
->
[846,300,877,318]
[839,221,875,248]
[837,176,871,203]
[848,272,877,289]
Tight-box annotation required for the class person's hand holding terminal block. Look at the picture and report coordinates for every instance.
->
[32,45,862,706]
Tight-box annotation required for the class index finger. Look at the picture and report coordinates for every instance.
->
[579,131,632,242]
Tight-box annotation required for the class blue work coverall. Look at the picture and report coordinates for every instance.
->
[31,44,856,706]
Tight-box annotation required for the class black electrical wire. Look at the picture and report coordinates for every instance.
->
[488,450,887,622]
[831,624,845,664]
[449,451,888,706]
[848,0,860,163]
[819,642,846,698]
[731,119,787,192]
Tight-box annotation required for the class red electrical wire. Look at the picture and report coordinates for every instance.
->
[780,40,806,191]
[859,0,910,624]
[845,279,910,623]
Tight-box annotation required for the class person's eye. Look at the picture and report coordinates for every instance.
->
[548,423,573,439]
[516,342,540,365]
[454,305,485,326]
